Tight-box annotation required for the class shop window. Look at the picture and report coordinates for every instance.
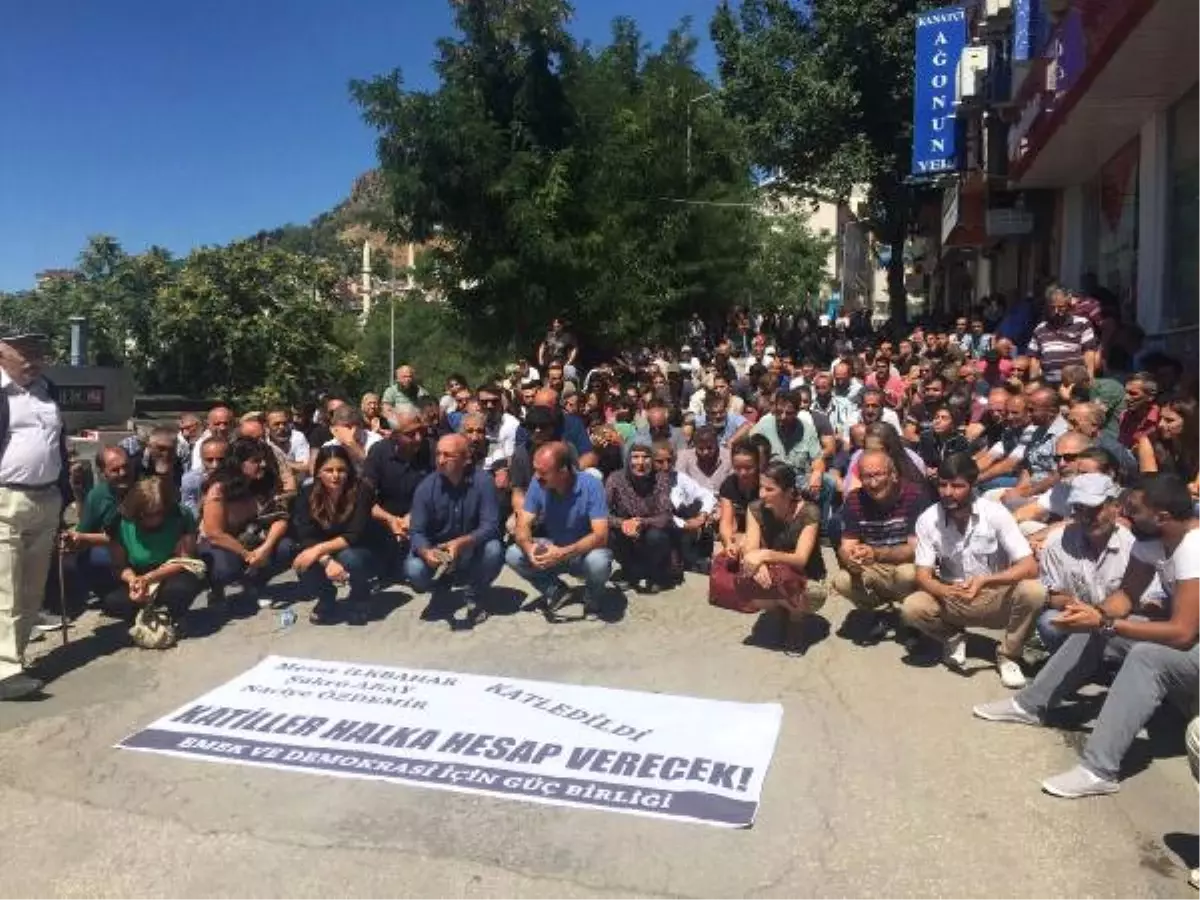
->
[1165,85,1198,331]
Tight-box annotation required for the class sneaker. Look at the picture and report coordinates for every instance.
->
[856,612,891,646]
[943,633,967,669]
[1041,764,1119,799]
[33,611,68,633]
[997,657,1027,689]
[0,673,44,700]
[540,582,570,615]
[461,586,480,611]
[973,697,1041,726]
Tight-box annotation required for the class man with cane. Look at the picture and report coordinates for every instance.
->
[0,323,72,699]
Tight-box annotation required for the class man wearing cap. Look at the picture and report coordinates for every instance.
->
[1032,473,1134,651]
[0,325,70,699]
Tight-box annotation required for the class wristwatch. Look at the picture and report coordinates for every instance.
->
[318,554,333,567]
[1099,614,1117,637]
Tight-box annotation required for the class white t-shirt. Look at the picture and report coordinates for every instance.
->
[1131,528,1200,599]
[1036,481,1071,519]
[915,496,1033,582]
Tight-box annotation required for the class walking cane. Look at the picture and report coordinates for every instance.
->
[55,540,70,648]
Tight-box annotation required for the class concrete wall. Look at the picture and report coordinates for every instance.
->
[45,365,136,433]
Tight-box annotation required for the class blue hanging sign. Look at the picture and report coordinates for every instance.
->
[911,5,967,176]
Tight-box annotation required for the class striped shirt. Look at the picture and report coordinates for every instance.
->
[841,480,930,547]
[1027,315,1096,382]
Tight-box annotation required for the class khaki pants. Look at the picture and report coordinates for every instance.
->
[0,486,60,681]
[832,563,916,611]
[900,580,1046,661]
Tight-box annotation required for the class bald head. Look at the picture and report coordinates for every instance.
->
[238,419,265,442]
[435,432,470,482]
[858,449,898,501]
[207,405,234,438]
[534,387,559,408]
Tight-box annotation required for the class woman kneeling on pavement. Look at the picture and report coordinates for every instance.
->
[105,477,206,649]
[605,440,675,594]
[710,461,827,653]
[713,439,762,572]
[292,445,377,625]
[199,437,294,612]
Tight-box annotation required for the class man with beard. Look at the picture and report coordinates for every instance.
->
[832,361,864,405]
[1028,285,1098,384]
[903,376,948,443]
[967,387,1013,452]
[1013,431,1092,535]
[902,452,1045,688]
[1023,473,1134,651]
[849,388,903,435]
[61,445,133,602]
[475,382,519,471]
[810,373,856,439]
[675,425,732,494]
[381,364,431,423]
[973,473,1198,799]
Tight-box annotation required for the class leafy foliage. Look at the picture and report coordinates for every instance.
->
[711,0,931,322]
[351,1,830,350]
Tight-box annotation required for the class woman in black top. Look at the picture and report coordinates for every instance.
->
[715,440,762,569]
[291,445,377,625]
[1137,397,1199,501]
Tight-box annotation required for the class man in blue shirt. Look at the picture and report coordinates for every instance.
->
[505,441,612,615]
[404,434,503,619]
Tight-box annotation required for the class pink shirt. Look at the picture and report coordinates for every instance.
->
[865,372,907,408]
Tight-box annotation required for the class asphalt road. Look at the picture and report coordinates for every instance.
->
[2,554,1196,898]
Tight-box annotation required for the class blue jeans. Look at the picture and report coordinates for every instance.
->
[402,538,505,594]
[298,546,376,605]
[1036,607,1069,651]
[200,538,296,592]
[504,543,613,597]
[78,544,120,596]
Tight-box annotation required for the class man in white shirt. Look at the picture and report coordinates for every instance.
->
[266,407,310,479]
[974,473,1199,798]
[1031,474,1134,651]
[476,383,519,471]
[188,405,235,473]
[0,325,68,699]
[320,405,381,472]
[902,452,1046,688]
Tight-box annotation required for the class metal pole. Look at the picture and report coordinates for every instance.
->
[389,289,395,380]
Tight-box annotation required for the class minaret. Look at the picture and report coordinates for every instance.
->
[361,240,373,318]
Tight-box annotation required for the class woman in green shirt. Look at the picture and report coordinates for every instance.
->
[104,477,205,640]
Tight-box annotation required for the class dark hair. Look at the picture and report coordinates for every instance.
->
[730,438,761,466]
[309,445,363,530]
[937,451,979,483]
[207,437,278,504]
[329,405,365,429]
[693,425,719,446]
[863,422,924,484]
[746,433,773,464]
[1135,473,1195,520]
[1077,445,1119,477]
[761,461,798,492]
[1156,397,1199,482]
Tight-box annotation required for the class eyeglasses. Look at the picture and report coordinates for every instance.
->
[479,397,500,406]
[1054,452,1081,462]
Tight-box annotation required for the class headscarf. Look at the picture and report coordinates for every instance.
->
[606,440,672,524]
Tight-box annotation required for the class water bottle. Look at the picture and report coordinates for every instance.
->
[277,609,297,630]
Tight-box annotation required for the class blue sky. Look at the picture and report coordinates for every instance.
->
[0,0,722,291]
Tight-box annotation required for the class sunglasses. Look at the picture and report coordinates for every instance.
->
[1054,452,1081,462]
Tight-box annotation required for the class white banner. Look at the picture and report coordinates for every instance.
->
[118,655,783,828]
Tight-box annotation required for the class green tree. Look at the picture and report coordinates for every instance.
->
[351,1,781,351]
[749,212,834,311]
[711,0,928,323]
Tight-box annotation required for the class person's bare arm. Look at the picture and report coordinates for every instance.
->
[1136,436,1159,473]
[200,485,248,557]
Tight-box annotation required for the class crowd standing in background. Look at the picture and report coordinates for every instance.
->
[0,280,1197,807]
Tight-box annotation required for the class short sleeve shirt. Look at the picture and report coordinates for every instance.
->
[842,481,930,547]
[748,499,824,580]
[1131,528,1200,600]
[914,497,1032,582]
[523,472,607,546]
[109,505,196,574]
[78,481,121,533]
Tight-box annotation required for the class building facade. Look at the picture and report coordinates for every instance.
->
[920,0,1196,362]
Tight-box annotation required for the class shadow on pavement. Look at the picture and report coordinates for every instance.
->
[29,619,130,688]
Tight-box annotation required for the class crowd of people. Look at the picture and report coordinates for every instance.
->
[0,283,1197,805]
